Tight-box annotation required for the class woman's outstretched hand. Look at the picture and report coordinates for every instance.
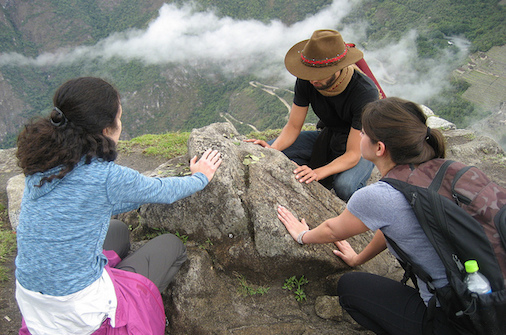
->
[277,205,309,241]
[333,240,359,267]
[190,149,222,182]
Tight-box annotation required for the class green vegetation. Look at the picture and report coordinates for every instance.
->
[0,204,16,282]
[245,129,282,142]
[1,62,89,121]
[135,225,191,245]
[118,132,191,159]
[178,0,332,24]
[175,231,189,244]
[198,238,214,250]
[139,226,169,240]
[242,153,265,166]
[283,275,309,301]
[346,0,505,53]
[45,0,157,43]
[484,154,506,167]
[426,77,486,128]
[0,22,22,53]
[109,59,166,93]
[0,0,504,148]
[500,135,506,151]
[245,124,315,143]
[235,272,270,296]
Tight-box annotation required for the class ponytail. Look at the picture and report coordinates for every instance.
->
[362,97,445,165]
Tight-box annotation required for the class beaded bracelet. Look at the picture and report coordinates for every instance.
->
[297,230,309,245]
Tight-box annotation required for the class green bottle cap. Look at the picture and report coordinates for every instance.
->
[465,260,479,273]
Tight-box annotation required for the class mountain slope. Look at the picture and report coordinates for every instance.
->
[0,0,504,148]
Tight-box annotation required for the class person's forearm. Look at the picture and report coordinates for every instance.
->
[354,230,387,265]
[271,123,300,151]
[272,103,307,151]
[301,219,341,244]
[314,127,362,179]
[301,210,367,244]
[315,151,361,179]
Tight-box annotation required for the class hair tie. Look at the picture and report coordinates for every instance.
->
[425,127,431,140]
[50,107,68,128]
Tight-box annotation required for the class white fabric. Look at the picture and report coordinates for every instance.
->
[16,269,117,335]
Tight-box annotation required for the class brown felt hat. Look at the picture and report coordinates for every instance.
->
[284,29,363,81]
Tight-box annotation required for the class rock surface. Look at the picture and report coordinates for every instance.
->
[119,122,398,334]
[2,121,505,334]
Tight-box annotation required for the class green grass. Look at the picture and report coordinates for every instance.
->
[235,272,270,296]
[0,204,16,282]
[245,124,314,142]
[118,132,191,159]
[245,129,281,142]
[117,127,289,160]
[484,154,506,167]
[456,45,506,110]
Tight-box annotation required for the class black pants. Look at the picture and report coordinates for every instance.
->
[103,219,187,293]
[337,272,459,335]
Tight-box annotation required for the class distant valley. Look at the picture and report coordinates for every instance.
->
[0,0,504,148]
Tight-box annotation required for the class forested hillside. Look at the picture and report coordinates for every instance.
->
[0,0,504,148]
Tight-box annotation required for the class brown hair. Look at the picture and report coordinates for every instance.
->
[16,77,120,184]
[362,97,445,165]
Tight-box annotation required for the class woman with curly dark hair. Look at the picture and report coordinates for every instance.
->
[15,77,222,334]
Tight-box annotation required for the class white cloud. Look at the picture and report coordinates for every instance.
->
[0,0,469,103]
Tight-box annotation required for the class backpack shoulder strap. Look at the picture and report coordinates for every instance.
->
[428,160,455,192]
[382,233,432,287]
[347,44,387,99]
[497,207,506,248]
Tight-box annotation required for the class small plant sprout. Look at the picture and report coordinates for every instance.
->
[294,287,307,302]
[235,272,270,296]
[242,152,265,165]
[175,231,189,244]
[144,226,170,239]
[198,238,214,250]
[283,275,309,301]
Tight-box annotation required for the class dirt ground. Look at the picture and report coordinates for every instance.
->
[0,216,20,335]
[0,149,170,335]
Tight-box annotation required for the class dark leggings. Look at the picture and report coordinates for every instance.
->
[337,272,459,335]
[103,219,187,293]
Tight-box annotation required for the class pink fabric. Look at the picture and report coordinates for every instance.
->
[19,250,166,335]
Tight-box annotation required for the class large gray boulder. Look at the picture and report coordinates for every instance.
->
[131,123,378,274]
[4,122,505,334]
[117,122,399,334]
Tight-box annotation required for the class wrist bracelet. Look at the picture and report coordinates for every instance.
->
[297,230,309,245]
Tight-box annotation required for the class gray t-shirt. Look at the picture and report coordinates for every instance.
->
[347,181,448,304]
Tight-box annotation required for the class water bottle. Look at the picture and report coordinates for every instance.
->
[463,260,502,335]
[464,260,491,294]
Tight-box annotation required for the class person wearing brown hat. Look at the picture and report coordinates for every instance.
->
[247,29,380,201]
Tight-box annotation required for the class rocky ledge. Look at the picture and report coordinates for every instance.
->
[2,118,505,334]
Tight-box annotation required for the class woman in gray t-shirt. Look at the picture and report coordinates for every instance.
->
[277,97,459,335]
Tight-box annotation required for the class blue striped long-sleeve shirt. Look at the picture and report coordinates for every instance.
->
[15,158,208,296]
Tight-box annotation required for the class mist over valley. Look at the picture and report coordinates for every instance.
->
[0,0,504,149]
